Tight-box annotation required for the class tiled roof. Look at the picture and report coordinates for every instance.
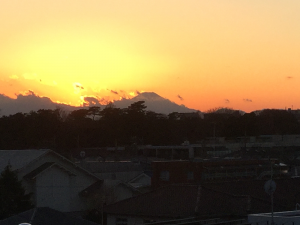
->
[0,207,99,225]
[104,184,272,219]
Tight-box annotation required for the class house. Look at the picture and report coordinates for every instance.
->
[151,159,288,188]
[0,207,99,225]
[78,161,151,204]
[104,177,300,225]
[78,161,144,182]
[127,173,151,191]
[205,178,300,211]
[103,184,283,225]
[0,149,104,213]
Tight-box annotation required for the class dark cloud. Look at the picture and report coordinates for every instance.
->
[75,84,84,89]
[0,91,55,116]
[225,99,230,103]
[136,90,141,95]
[98,98,110,105]
[0,91,197,116]
[177,95,183,101]
[0,91,80,116]
[83,97,100,106]
[111,90,118,95]
[26,90,36,96]
[243,98,252,102]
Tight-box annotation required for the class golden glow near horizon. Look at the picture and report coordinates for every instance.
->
[1,0,300,112]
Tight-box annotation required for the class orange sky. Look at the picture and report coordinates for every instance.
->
[1,0,300,112]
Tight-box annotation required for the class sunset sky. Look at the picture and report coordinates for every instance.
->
[1,0,300,113]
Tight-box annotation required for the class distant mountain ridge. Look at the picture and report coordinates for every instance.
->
[0,92,197,116]
[114,92,197,115]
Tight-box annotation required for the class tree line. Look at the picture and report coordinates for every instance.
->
[0,101,299,153]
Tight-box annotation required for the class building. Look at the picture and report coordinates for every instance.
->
[104,178,300,225]
[104,184,282,225]
[151,159,288,188]
[0,149,103,212]
[0,207,99,225]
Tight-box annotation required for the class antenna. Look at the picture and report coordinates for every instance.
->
[264,161,276,225]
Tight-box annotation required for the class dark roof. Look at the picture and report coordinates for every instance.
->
[0,207,99,225]
[79,180,104,197]
[23,162,75,180]
[79,161,143,173]
[23,162,55,179]
[204,178,300,211]
[103,184,275,219]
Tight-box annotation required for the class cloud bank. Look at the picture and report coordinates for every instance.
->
[0,91,197,116]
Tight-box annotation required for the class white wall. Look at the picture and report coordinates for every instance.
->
[18,151,101,212]
[35,166,71,211]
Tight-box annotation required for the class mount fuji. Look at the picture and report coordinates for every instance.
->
[114,92,197,114]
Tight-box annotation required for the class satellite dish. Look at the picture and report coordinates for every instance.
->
[264,179,276,195]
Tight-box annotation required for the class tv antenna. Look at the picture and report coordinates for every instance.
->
[264,161,276,225]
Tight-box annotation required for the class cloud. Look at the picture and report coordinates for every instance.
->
[75,84,84,89]
[83,96,101,106]
[225,99,230,103]
[17,90,36,97]
[9,75,19,80]
[0,91,80,116]
[110,90,118,95]
[286,76,293,79]
[136,90,141,95]
[23,73,38,80]
[177,95,183,101]
[73,82,84,94]
[243,98,252,102]
[0,91,54,116]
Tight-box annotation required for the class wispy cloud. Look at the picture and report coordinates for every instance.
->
[177,94,183,101]
[73,82,84,94]
[73,82,84,89]
[9,75,19,80]
[286,76,293,79]
[23,72,38,80]
[243,98,252,102]
[110,90,118,95]
[225,99,230,103]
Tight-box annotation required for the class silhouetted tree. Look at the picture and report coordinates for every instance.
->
[0,165,33,219]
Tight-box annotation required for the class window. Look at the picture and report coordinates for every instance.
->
[160,171,170,181]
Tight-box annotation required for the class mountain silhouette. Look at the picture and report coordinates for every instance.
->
[114,92,197,114]
[0,92,197,116]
